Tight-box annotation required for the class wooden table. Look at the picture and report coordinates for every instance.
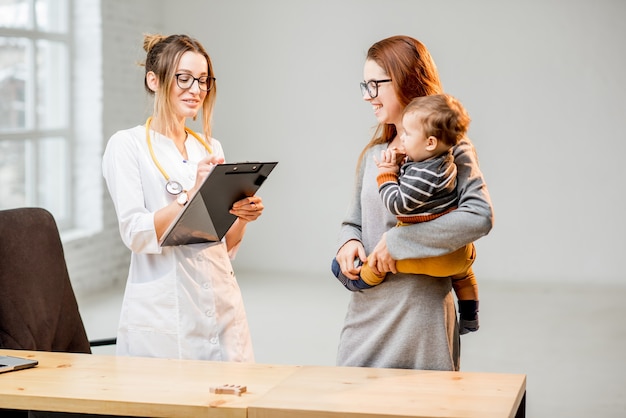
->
[248,365,526,418]
[0,349,296,417]
[0,349,525,418]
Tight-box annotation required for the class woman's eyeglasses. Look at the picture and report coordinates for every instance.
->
[175,73,216,92]
[360,79,392,99]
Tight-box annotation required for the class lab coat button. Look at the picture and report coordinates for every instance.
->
[205,310,213,317]
[210,337,218,345]
[203,282,210,289]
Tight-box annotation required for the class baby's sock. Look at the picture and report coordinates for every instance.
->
[330,258,372,291]
[458,300,479,335]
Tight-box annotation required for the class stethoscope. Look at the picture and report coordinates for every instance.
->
[145,116,213,195]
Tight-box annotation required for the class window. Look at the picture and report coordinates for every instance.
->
[0,0,73,228]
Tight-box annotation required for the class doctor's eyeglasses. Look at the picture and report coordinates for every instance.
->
[360,79,392,99]
[174,73,216,92]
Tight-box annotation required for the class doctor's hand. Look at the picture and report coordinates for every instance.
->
[367,233,397,276]
[230,196,264,222]
[190,156,225,195]
[335,240,367,280]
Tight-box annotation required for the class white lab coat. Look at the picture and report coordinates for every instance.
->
[102,124,254,362]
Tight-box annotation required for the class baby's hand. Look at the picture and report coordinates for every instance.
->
[390,147,407,165]
[374,148,402,174]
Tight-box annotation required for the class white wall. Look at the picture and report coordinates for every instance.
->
[158,0,626,284]
[67,0,625,294]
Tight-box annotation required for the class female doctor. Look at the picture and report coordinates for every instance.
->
[102,33,262,362]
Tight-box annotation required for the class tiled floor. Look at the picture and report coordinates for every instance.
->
[78,273,626,418]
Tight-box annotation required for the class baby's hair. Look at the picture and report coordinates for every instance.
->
[403,94,471,147]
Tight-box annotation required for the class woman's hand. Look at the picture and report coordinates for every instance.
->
[230,196,264,222]
[336,240,367,280]
[367,233,397,276]
[190,155,225,195]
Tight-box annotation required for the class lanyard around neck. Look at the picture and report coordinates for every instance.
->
[145,116,213,182]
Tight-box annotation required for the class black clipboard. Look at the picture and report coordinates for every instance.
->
[0,355,38,374]
[159,161,278,247]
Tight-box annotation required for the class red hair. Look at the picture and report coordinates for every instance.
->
[359,36,443,166]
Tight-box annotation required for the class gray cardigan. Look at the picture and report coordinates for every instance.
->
[335,137,493,371]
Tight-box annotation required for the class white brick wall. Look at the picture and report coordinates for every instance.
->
[64,0,163,299]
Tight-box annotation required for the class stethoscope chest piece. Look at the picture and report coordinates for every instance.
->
[165,180,184,196]
[145,116,213,197]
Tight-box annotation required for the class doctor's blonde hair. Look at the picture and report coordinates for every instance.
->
[142,33,216,143]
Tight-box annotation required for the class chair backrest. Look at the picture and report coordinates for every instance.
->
[0,207,91,353]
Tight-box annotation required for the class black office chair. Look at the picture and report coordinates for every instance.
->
[0,207,117,418]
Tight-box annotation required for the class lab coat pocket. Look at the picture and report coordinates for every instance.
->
[124,276,179,357]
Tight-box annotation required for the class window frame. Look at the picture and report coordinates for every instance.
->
[0,0,75,229]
